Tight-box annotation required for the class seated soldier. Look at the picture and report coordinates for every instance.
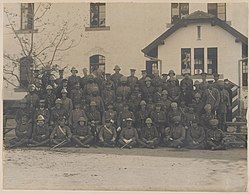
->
[118,118,138,149]
[206,119,228,150]
[28,115,51,147]
[138,118,159,149]
[71,117,93,148]
[34,99,50,124]
[9,115,32,148]
[50,116,72,148]
[98,118,117,147]
[200,104,215,135]
[163,116,186,148]
[103,104,117,126]
[50,98,68,127]
[69,103,88,129]
[186,119,206,149]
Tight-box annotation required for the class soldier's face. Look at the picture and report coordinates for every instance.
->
[126,121,132,128]
[39,103,45,108]
[56,103,61,109]
[146,123,151,128]
[79,121,85,126]
[59,120,65,126]
[141,104,146,109]
[62,93,67,98]
[63,82,68,87]
[72,70,77,75]
[195,97,200,102]
[193,123,198,128]
[172,107,177,111]
[115,69,120,73]
[37,120,44,126]
[156,106,161,112]
[47,89,52,94]
[146,81,151,87]
[21,117,28,123]
[106,122,111,127]
[131,71,135,76]
[206,108,211,114]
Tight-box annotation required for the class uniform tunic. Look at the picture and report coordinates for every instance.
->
[50,125,72,141]
[32,124,51,142]
[61,97,73,115]
[99,125,117,142]
[127,76,138,91]
[34,108,50,124]
[116,85,131,101]
[110,72,123,91]
[69,109,87,127]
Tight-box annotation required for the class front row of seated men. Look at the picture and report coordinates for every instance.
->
[7,114,228,150]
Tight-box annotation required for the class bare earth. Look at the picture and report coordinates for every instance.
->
[2,147,247,191]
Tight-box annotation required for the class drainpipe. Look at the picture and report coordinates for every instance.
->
[144,54,162,75]
[238,57,248,117]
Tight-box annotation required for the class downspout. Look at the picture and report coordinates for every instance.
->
[144,54,162,75]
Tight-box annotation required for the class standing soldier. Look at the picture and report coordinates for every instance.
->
[192,93,204,116]
[206,119,228,150]
[202,83,220,114]
[114,95,124,115]
[80,68,89,90]
[71,117,94,148]
[153,86,163,103]
[150,103,167,141]
[180,72,193,105]
[117,103,135,129]
[200,104,215,137]
[41,65,52,90]
[34,99,50,125]
[166,79,181,104]
[110,65,123,92]
[212,73,220,89]
[28,115,51,147]
[50,98,68,127]
[136,100,150,129]
[159,90,171,113]
[116,76,131,101]
[56,69,64,86]
[186,119,205,149]
[61,89,73,116]
[199,72,208,92]
[68,67,81,95]
[98,118,117,147]
[90,86,105,116]
[25,84,40,116]
[167,70,179,86]
[127,69,138,92]
[49,74,59,91]
[103,104,118,126]
[45,85,56,110]
[15,98,31,125]
[138,70,147,90]
[70,82,84,107]
[103,73,115,90]
[141,77,155,102]
[50,116,72,148]
[118,118,138,149]
[217,80,231,131]
[138,118,159,149]
[167,102,182,127]
[151,69,162,88]
[83,75,100,101]
[163,116,186,148]
[56,79,68,98]
[161,73,168,89]
[130,84,142,105]
[193,80,202,97]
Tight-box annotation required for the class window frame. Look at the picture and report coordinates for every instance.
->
[242,60,248,87]
[21,3,34,31]
[194,48,204,75]
[90,3,106,28]
[89,54,105,73]
[207,47,218,75]
[171,3,189,24]
[181,48,191,75]
[207,3,226,21]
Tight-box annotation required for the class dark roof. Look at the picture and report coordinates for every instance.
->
[142,11,248,55]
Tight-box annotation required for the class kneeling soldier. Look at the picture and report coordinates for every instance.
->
[28,115,51,147]
[9,115,32,148]
[186,119,205,149]
[50,116,72,148]
[71,117,94,148]
[163,116,186,148]
[99,118,117,147]
[138,118,159,149]
[118,118,138,149]
[206,119,228,150]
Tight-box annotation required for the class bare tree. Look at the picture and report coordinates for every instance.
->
[3,3,86,88]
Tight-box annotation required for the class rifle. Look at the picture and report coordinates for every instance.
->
[50,139,67,150]
[120,140,131,149]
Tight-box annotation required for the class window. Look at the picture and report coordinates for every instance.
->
[90,3,106,28]
[171,3,189,24]
[208,3,226,21]
[242,60,248,87]
[197,26,201,40]
[90,55,105,73]
[21,3,34,30]
[181,48,191,74]
[194,48,204,75]
[207,48,218,75]
[20,56,33,88]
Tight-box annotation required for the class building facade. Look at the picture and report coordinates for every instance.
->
[2,2,248,100]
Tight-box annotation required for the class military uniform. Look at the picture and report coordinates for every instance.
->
[34,107,50,124]
[141,85,155,102]
[45,86,57,110]
[127,69,138,91]
[67,67,81,94]
[117,108,135,128]
[202,87,220,113]
[116,77,131,101]
[180,75,193,105]
[68,107,88,128]
[98,122,117,147]
[150,106,167,138]
[70,87,84,106]
[110,65,123,91]
[50,106,68,127]
[166,82,181,103]
[186,123,205,149]
[50,123,72,146]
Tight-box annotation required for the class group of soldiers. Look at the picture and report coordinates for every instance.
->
[7,65,232,150]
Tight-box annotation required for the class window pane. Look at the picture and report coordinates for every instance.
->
[208,3,217,16]
[194,48,204,75]
[21,3,34,30]
[181,48,191,74]
[180,3,189,18]
[171,3,180,24]
[90,3,106,27]
[207,48,217,74]
[90,55,105,73]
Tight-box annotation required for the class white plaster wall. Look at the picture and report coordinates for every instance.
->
[158,23,242,84]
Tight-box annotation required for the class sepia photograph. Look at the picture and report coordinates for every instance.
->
[1,0,248,192]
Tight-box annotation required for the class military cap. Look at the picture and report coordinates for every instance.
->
[121,76,127,82]
[130,69,136,72]
[20,98,27,104]
[204,104,212,111]
[39,99,46,103]
[170,102,178,108]
[78,117,86,122]
[61,88,68,93]
[145,77,152,82]
[168,70,175,76]
[55,98,62,104]
[200,72,207,76]
[71,67,78,73]
[209,119,219,126]
[90,101,97,106]
[162,90,168,95]
[194,80,200,85]
[46,85,53,90]
[114,65,121,70]
[37,115,45,121]
[126,118,133,121]
[145,118,153,124]
[140,100,147,105]
[194,93,201,98]
[173,116,181,122]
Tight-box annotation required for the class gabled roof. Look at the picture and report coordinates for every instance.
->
[142,11,248,55]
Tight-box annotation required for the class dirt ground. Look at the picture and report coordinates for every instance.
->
[2,147,247,192]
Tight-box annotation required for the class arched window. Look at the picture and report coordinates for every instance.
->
[90,54,105,73]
